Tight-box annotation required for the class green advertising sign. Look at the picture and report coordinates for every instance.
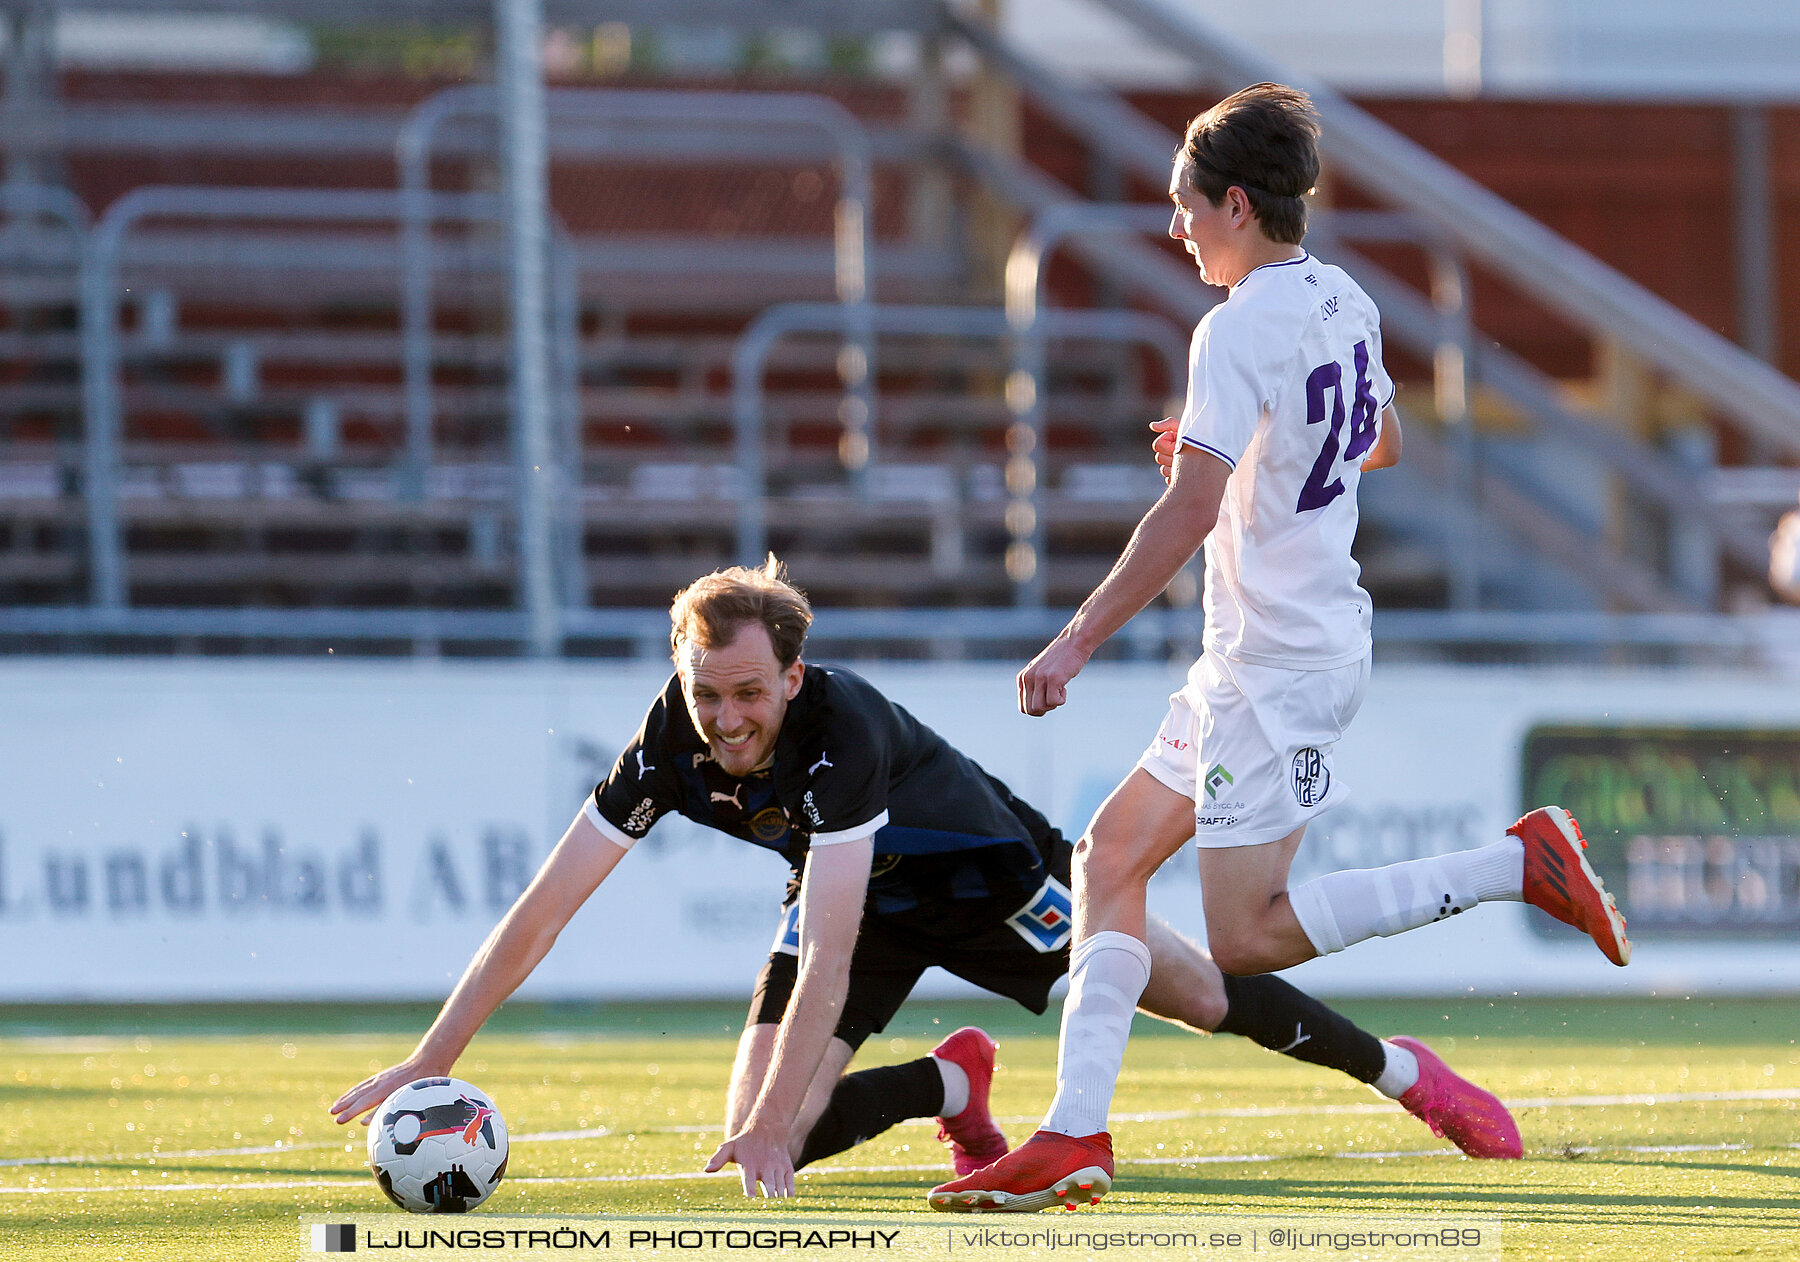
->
[1521,726,1800,940]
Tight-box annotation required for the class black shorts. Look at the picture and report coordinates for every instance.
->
[749,834,1074,1050]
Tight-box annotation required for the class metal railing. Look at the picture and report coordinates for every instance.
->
[1325,236,1777,580]
[729,301,1188,572]
[78,186,512,611]
[6,0,941,33]
[397,86,878,493]
[1003,203,1183,605]
[3,601,1796,670]
[0,179,89,244]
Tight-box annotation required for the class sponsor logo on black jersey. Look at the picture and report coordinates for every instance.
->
[1005,876,1074,952]
[749,807,789,844]
[624,797,657,835]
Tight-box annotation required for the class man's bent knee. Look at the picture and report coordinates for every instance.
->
[1207,931,1290,977]
[1141,919,1228,1031]
[1078,818,1169,888]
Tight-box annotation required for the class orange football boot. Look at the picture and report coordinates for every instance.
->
[1510,806,1631,965]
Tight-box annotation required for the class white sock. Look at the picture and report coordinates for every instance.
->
[1040,930,1151,1138]
[1289,838,1524,956]
[1372,1040,1420,1099]
[934,1056,970,1118]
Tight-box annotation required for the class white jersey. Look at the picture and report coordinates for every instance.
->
[1176,250,1394,671]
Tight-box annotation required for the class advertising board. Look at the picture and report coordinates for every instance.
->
[5,658,1800,999]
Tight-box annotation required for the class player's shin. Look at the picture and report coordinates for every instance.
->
[793,1059,944,1168]
[1215,973,1387,1083]
[1287,840,1524,955]
[1041,931,1151,1138]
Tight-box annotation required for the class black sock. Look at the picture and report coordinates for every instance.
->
[1215,973,1387,1085]
[794,1057,945,1170]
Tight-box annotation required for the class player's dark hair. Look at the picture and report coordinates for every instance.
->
[669,555,813,669]
[1178,83,1320,245]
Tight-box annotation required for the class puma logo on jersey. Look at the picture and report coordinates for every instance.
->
[710,785,745,810]
[808,752,833,775]
[634,750,655,779]
[1274,1024,1311,1053]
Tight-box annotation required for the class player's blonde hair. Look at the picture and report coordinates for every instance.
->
[669,556,813,669]
[1179,82,1320,245]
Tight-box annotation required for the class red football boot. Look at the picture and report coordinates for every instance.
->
[930,1027,1009,1177]
[1390,1037,1522,1159]
[1510,806,1631,965]
[928,1130,1113,1213]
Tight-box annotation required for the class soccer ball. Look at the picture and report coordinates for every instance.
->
[366,1077,509,1212]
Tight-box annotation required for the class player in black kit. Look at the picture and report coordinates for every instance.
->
[331,560,1519,1198]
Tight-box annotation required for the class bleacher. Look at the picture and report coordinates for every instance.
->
[0,40,1197,621]
[2,0,1798,661]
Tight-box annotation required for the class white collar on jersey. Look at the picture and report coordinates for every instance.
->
[1238,249,1312,284]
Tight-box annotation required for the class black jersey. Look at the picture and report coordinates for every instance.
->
[589,665,1058,930]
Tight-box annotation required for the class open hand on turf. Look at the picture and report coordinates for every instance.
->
[706,1122,797,1198]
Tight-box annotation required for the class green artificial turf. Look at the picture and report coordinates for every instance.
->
[3,998,1796,1260]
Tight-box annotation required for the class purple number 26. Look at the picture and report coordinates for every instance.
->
[1296,340,1379,512]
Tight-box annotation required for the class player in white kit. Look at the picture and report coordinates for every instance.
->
[930,84,1631,1213]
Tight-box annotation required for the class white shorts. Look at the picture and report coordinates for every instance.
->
[1135,650,1370,848]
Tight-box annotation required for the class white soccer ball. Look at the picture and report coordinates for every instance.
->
[366,1077,509,1213]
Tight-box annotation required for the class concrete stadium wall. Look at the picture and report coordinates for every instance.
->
[2,657,1797,1002]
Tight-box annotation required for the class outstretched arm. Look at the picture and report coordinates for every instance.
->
[329,810,630,1124]
[706,836,872,1197]
[1018,445,1232,716]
